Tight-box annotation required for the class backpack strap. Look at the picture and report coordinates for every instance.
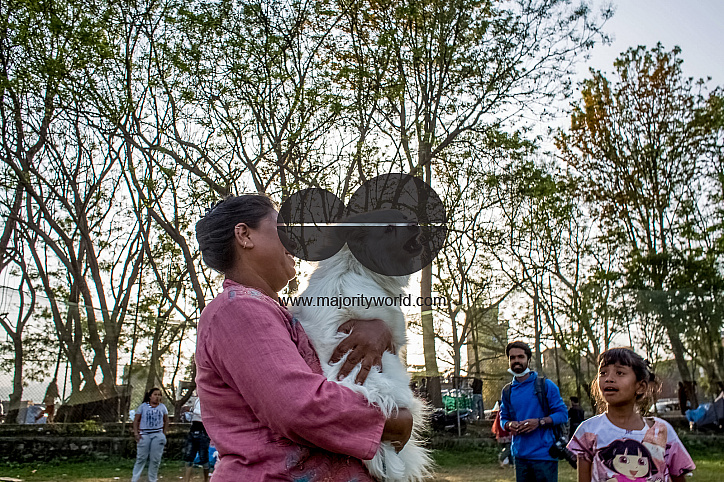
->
[502,382,516,422]
[534,375,550,416]
[504,377,544,423]
[536,375,565,439]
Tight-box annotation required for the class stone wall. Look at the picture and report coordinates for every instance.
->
[0,415,698,462]
[0,423,188,462]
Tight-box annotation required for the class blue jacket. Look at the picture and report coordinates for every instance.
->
[499,371,568,461]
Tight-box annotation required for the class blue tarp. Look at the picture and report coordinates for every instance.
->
[687,393,724,428]
[193,445,218,469]
[686,404,708,423]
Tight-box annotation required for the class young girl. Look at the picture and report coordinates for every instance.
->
[132,387,169,482]
[567,348,695,482]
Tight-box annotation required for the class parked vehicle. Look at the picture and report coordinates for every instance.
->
[649,398,680,413]
[431,408,472,435]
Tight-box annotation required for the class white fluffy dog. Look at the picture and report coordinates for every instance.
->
[289,210,433,482]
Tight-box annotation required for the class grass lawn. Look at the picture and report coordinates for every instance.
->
[0,448,721,481]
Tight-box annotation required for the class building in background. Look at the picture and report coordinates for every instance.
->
[466,305,509,412]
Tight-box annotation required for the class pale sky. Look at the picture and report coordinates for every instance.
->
[582,0,724,84]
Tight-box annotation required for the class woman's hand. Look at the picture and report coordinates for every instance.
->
[330,319,394,384]
[381,408,413,453]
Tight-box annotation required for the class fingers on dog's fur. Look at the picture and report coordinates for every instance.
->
[355,363,372,384]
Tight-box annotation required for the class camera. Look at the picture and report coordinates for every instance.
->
[549,437,577,468]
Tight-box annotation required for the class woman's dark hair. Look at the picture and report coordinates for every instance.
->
[143,387,162,404]
[592,347,660,414]
[599,439,658,476]
[195,195,276,273]
[505,341,532,360]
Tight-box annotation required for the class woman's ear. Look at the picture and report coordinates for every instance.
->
[234,223,253,249]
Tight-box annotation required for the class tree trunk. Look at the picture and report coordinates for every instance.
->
[665,324,697,408]
[146,318,164,392]
[553,337,561,388]
[421,262,442,407]
[419,162,442,407]
[656,282,697,408]
[533,282,543,376]
[7,336,23,424]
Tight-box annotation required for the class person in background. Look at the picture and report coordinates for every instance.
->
[419,377,429,403]
[568,396,585,437]
[25,401,43,424]
[568,348,695,482]
[500,341,568,482]
[677,381,689,416]
[471,377,484,420]
[183,396,210,482]
[132,387,169,482]
[491,401,513,469]
[36,379,59,423]
[208,440,219,474]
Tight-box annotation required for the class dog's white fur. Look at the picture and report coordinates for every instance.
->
[290,210,433,481]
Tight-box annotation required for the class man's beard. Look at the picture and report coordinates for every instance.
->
[507,363,531,378]
[511,363,527,374]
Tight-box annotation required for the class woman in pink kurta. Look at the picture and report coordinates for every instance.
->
[195,195,413,481]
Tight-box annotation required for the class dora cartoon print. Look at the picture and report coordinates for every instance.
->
[599,439,659,482]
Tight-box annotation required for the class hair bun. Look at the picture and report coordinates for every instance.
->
[204,199,224,217]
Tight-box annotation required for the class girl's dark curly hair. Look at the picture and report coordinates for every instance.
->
[592,348,660,414]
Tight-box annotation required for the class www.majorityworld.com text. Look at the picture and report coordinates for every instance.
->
[278,294,447,309]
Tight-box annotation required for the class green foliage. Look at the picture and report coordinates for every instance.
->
[78,419,104,433]
[558,43,724,387]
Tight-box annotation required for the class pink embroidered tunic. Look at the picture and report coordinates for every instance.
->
[195,280,385,481]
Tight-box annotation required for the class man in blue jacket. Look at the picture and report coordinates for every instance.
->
[500,341,568,482]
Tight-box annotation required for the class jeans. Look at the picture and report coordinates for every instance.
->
[515,458,558,482]
[132,432,166,482]
[184,425,210,468]
[472,394,483,419]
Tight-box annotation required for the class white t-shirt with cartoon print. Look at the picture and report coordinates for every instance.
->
[567,413,695,482]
